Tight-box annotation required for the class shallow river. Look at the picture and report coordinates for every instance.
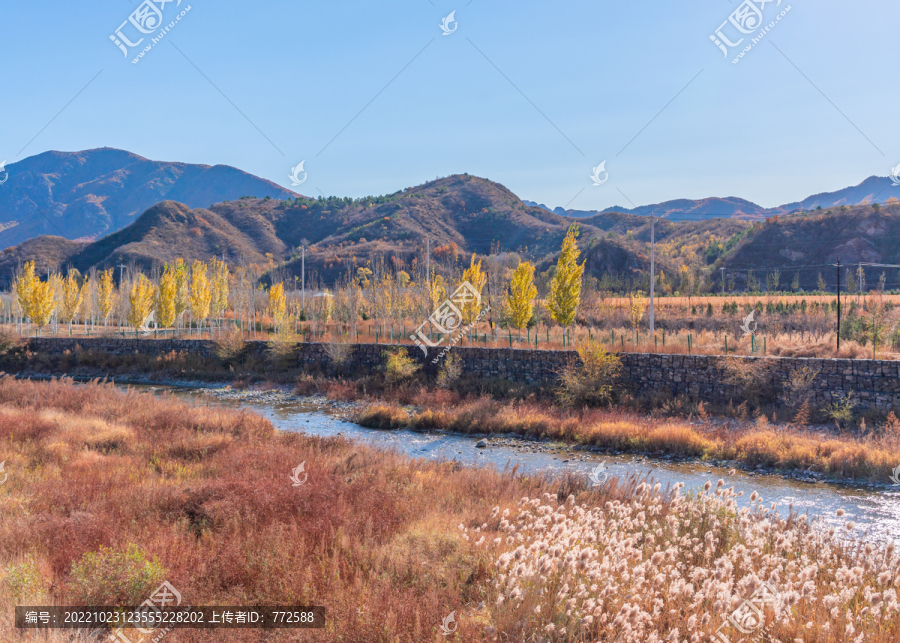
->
[163,388,900,543]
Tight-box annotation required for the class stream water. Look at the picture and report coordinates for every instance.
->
[160,387,900,544]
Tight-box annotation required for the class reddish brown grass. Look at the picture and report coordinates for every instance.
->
[0,377,572,642]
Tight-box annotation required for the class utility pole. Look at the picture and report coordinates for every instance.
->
[836,258,841,354]
[649,215,655,335]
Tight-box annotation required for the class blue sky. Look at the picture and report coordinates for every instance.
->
[1,0,897,211]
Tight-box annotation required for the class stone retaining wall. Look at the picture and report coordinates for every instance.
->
[21,338,900,412]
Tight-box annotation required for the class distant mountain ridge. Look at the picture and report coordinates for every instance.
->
[527,175,900,220]
[3,148,897,250]
[3,148,900,292]
[1,170,897,295]
[0,148,301,248]
[0,173,736,284]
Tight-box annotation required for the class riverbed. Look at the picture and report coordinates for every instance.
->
[155,386,900,543]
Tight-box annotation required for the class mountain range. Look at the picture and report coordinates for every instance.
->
[0,148,299,248]
[524,175,900,221]
[0,170,743,287]
[1,148,900,291]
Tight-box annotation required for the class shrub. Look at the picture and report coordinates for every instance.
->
[436,354,462,389]
[69,544,167,606]
[827,392,855,431]
[886,411,900,436]
[214,324,246,363]
[3,556,43,601]
[323,340,352,367]
[780,365,820,413]
[266,330,299,367]
[556,340,622,407]
[720,356,775,405]
[382,349,420,383]
[0,327,23,355]
[356,403,411,428]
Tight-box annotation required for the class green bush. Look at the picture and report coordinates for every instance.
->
[3,556,43,601]
[827,393,855,431]
[69,544,167,606]
[382,349,420,383]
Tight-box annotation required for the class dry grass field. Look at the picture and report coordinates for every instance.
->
[1,379,898,641]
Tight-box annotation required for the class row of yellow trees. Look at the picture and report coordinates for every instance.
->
[495,224,586,337]
[259,225,586,341]
[13,259,229,335]
[10,223,588,339]
[126,258,229,331]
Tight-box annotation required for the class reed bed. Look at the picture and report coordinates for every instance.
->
[471,482,900,641]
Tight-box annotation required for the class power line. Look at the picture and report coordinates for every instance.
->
[13,187,67,238]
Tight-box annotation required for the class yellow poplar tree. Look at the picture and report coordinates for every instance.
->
[190,261,212,331]
[155,263,178,329]
[9,283,20,321]
[317,290,334,325]
[78,278,93,327]
[547,224,585,330]
[15,261,37,327]
[29,277,57,335]
[268,283,287,332]
[507,261,537,338]
[60,273,83,332]
[98,269,116,328]
[629,291,647,332]
[174,259,190,325]
[374,272,394,325]
[459,254,487,323]
[128,274,156,332]
[428,268,447,311]
[355,266,373,288]
[50,274,63,322]
[210,258,230,321]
